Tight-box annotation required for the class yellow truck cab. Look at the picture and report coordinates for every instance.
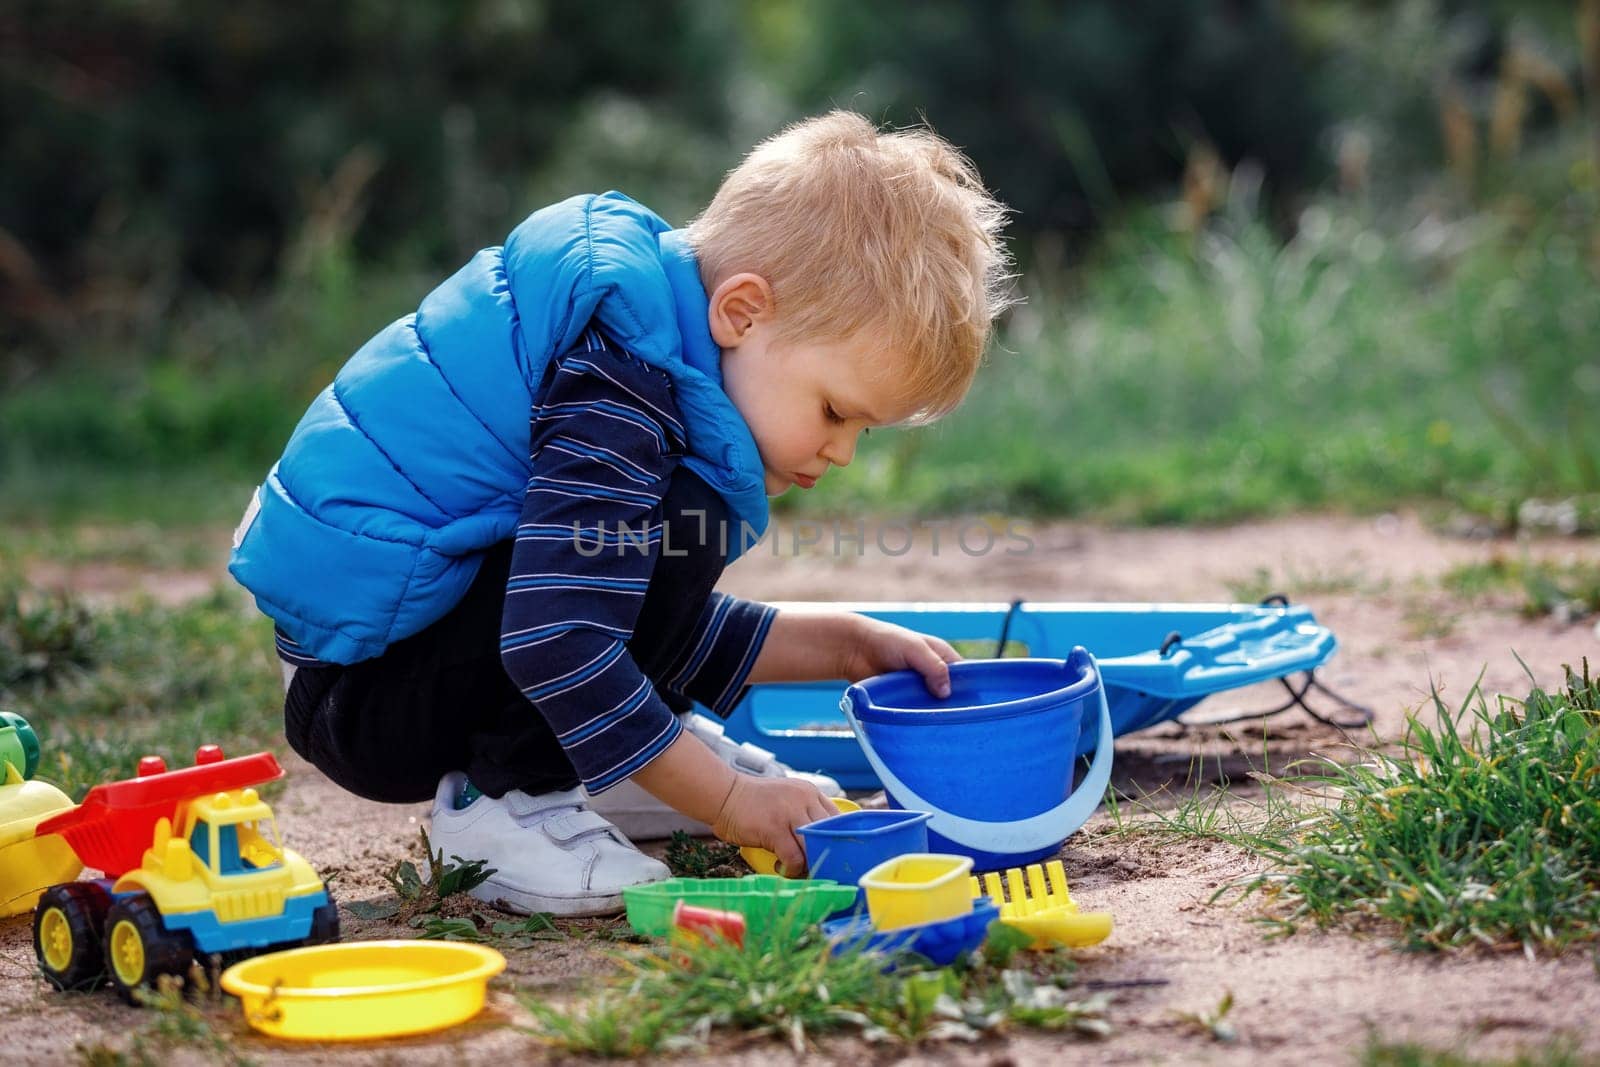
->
[117,788,325,923]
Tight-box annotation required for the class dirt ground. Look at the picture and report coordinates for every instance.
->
[5,511,1599,1065]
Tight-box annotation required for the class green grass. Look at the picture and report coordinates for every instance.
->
[1443,556,1600,621]
[0,520,228,571]
[1223,562,1377,604]
[0,465,259,532]
[1360,1037,1598,1067]
[523,909,1107,1055]
[0,576,281,800]
[5,142,1597,531]
[2,256,429,529]
[1100,768,1303,853]
[1102,662,1600,953]
[1232,662,1600,951]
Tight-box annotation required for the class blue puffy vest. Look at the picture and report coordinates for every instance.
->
[228,192,769,665]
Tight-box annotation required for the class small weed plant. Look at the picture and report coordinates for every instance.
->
[1235,662,1600,951]
[663,830,745,878]
[413,910,565,947]
[387,827,498,903]
[347,828,497,924]
[1172,989,1237,1043]
[75,971,255,1067]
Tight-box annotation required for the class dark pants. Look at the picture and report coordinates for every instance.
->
[284,467,728,804]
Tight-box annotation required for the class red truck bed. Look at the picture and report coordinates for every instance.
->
[36,748,283,877]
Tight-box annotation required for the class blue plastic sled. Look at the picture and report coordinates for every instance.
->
[707,601,1337,790]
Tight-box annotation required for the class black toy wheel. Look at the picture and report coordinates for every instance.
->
[305,893,340,945]
[103,893,196,1005]
[34,882,112,992]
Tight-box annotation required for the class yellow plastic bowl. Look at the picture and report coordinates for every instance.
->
[858,853,974,931]
[739,796,861,877]
[220,940,506,1042]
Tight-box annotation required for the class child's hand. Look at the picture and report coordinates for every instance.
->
[837,615,961,698]
[712,775,837,875]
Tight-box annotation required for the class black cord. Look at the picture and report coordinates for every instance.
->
[1175,594,1375,731]
[994,597,1025,658]
[1296,673,1377,730]
[1178,672,1314,726]
[1177,670,1374,731]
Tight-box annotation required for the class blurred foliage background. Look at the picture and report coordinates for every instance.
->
[2,0,1597,532]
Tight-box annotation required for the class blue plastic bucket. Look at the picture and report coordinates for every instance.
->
[799,809,932,890]
[843,648,1111,871]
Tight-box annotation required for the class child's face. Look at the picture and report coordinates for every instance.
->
[709,273,916,497]
[717,332,911,497]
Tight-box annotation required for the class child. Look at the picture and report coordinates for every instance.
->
[229,111,1012,916]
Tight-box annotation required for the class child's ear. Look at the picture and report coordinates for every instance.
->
[708,273,774,347]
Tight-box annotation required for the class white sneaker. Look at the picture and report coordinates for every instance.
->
[428,772,670,917]
[585,712,845,840]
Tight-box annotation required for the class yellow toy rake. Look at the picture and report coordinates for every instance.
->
[969,860,1113,949]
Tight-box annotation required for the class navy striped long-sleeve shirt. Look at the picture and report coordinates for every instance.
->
[503,329,777,791]
[280,329,777,793]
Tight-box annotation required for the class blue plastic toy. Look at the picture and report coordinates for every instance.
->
[798,809,932,892]
[712,600,1338,789]
[821,898,1000,968]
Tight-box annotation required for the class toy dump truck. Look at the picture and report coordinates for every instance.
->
[30,744,338,1003]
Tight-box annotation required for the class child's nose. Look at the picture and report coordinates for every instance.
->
[821,430,858,468]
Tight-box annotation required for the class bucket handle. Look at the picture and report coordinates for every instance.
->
[840,656,1115,855]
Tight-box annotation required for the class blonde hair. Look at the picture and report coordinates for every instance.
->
[686,111,1013,423]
